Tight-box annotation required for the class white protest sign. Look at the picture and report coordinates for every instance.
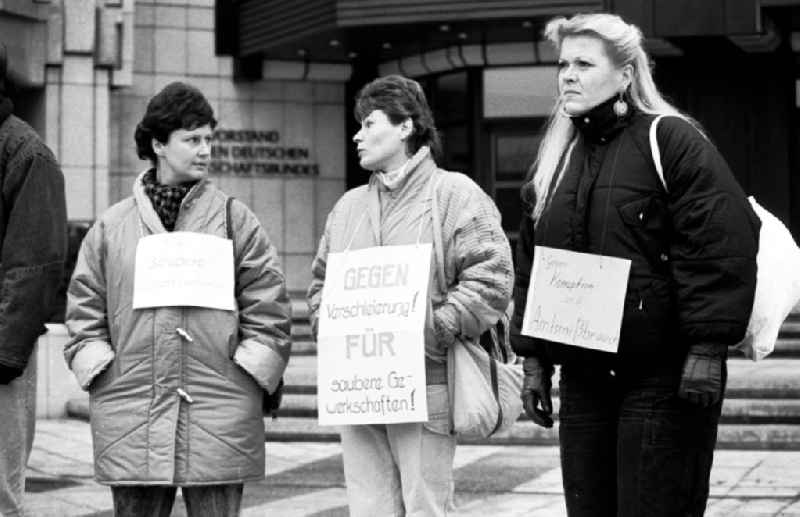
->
[522,246,631,353]
[317,244,431,426]
[132,232,235,311]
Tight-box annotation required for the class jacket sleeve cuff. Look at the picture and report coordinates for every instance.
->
[433,305,459,348]
[69,340,114,390]
[233,338,287,393]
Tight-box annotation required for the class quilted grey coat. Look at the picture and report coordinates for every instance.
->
[65,170,291,485]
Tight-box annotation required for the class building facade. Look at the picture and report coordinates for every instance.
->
[3,0,349,294]
[2,0,800,293]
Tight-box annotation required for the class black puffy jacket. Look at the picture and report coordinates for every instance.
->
[511,99,759,376]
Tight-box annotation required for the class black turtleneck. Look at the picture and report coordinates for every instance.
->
[570,95,632,144]
[537,96,635,254]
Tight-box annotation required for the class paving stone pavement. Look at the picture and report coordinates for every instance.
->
[23,419,800,516]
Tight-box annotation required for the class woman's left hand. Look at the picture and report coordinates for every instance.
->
[678,342,726,407]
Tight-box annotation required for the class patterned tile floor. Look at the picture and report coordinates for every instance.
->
[24,420,800,516]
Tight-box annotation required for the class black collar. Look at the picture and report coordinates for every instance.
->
[570,95,632,144]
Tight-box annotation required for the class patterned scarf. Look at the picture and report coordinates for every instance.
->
[142,169,196,231]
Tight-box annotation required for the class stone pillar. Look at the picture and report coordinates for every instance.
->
[44,59,111,221]
[42,0,133,221]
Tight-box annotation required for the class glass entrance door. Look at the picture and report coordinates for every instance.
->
[485,122,545,255]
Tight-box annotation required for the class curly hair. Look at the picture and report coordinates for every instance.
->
[354,75,442,160]
[134,82,217,165]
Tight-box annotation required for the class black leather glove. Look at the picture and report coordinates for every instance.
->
[678,342,726,407]
[521,356,554,428]
[0,364,24,385]
[263,378,284,419]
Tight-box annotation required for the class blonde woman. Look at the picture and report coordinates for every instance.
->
[510,13,759,517]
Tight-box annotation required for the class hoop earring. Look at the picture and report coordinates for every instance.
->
[613,91,629,117]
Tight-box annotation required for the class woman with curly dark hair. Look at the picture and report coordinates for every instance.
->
[308,75,513,516]
[65,82,291,516]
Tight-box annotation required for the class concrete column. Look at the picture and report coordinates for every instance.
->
[41,0,114,221]
[44,57,111,221]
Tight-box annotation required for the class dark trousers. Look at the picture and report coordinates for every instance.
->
[558,363,725,517]
[111,484,243,517]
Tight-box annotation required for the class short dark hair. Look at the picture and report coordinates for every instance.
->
[354,75,442,160]
[134,82,217,165]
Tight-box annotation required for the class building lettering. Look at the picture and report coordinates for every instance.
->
[209,127,319,177]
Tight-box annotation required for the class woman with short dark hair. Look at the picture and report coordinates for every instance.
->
[308,74,513,516]
[353,74,443,160]
[134,82,217,166]
[65,81,291,516]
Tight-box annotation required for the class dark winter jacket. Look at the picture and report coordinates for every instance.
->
[0,96,67,377]
[511,99,759,375]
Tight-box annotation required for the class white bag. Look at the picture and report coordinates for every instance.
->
[734,198,800,360]
[427,172,523,437]
[448,337,524,439]
[650,115,800,360]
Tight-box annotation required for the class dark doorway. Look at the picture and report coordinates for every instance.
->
[483,119,546,254]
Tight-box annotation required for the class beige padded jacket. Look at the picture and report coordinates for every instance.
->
[308,148,513,379]
[65,170,291,485]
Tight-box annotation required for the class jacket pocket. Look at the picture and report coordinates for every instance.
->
[109,310,151,378]
[186,308,239,378]
[617,196,670,272]
[618,194,670,227]
[423,384,451,436]
[619,278,677,360]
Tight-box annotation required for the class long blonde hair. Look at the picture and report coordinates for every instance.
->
[524,13,693,223]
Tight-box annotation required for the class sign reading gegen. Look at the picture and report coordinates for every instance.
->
[317,244,431,426]
[521,246,631,353]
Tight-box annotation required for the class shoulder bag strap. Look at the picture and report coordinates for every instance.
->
[428,173,447,295]
[432,174,504,436]
[225,196,239,294]
[225,196,235,240]
[431,173,457,433]
[649,114,668,193]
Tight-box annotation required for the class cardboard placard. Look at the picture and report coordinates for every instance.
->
[132,232,235,311]
[522,246,630,353]
[317,244,431,425]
